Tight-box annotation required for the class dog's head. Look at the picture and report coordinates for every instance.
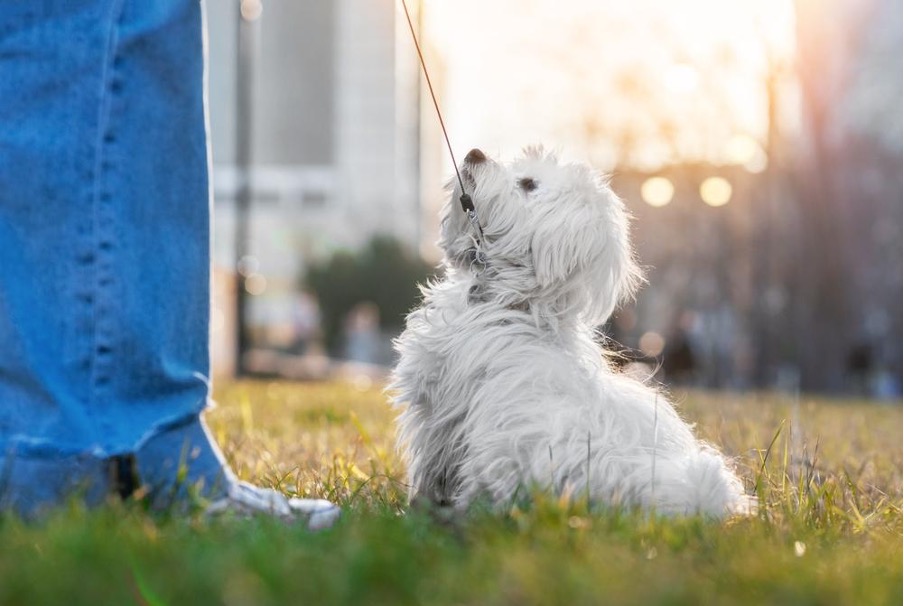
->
[439,147,642,324]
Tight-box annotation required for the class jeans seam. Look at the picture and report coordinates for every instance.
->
[90,0,126,443]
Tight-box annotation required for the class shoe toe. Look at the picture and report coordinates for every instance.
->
[288,497,341,530]
[207,481,340,530]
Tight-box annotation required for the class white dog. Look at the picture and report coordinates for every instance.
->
[391,147,751,517]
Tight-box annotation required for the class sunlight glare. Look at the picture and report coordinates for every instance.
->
[725,134,769,173]
[423,0,797,169]
[665,64,700,94]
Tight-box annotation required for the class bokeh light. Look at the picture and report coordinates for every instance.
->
[641,177,675,207]
[699,177,733,207]
[244,273,267,296]
[240,0,262,22]
[639,331,666,357]
[237,255,259,277]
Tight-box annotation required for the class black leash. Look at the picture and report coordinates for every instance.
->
[400,0,486,263]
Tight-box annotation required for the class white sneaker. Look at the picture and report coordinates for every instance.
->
[206,481,340,531]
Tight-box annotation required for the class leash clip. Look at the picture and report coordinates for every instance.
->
[466,208,486,266]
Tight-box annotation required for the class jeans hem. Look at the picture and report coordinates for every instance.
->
[0,398,212,460]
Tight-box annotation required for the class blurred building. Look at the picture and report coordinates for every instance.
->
[205,1,425,374]
[790,0,902,393]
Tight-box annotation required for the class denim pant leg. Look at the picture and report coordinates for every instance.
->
[0,0,229,516]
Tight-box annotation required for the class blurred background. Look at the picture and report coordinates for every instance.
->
[206,0,902,398]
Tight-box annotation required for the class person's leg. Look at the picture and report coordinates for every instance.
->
[0,1,338,527]
[84,0,232,506]
[0,0,228,516]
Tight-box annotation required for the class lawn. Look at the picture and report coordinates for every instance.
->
[0,380,900,605]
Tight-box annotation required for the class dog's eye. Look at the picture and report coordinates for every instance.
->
[518,177,537,192]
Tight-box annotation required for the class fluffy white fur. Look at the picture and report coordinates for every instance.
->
[391,148,751,517]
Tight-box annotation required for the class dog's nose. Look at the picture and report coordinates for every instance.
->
[464,148,487,164]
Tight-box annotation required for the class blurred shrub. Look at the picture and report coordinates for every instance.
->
[304,236,437,355]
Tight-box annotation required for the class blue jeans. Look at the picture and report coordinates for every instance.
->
[0,0,228,516]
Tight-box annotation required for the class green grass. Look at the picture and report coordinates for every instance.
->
[0,381,900,605]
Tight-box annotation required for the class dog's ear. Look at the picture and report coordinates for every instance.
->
[531,187,643,323]
[531,208,595,289]
[588,226,644,323]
